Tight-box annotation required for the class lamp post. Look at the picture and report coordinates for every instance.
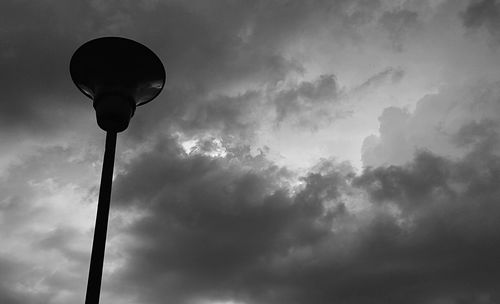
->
[70,37,166,304]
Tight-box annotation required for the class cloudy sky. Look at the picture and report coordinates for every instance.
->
[2,0,500,303]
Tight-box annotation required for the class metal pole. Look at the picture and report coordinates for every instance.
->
[85,131,117,304]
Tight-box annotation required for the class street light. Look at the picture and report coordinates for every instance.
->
[70,37,166,304]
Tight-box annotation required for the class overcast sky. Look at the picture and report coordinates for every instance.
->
[2,0,500,303]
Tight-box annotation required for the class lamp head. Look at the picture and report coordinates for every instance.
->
[70,37,166,132]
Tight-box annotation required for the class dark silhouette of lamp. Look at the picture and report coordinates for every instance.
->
[70,37,165,304]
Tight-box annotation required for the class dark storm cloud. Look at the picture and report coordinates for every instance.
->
[0,0,88,135]
[352,131,500,301]
[111,137,347,304]
[462,0,500,44]
[0,0,388,141]
[355,151,452,211]
[109,128,500,304]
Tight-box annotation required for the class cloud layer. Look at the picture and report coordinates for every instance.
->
[107,124,500,304]
[2,0,500,304]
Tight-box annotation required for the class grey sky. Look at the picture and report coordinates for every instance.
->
[1,0,500,303]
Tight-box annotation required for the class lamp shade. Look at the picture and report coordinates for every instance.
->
[70,37,166,132]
